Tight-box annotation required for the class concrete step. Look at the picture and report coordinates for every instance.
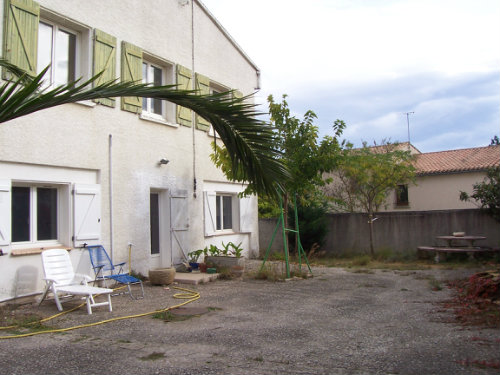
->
[174,271,219,285]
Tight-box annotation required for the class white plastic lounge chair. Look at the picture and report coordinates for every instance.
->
[39,249,113,314]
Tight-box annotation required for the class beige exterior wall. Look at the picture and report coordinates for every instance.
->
[0,0,260,300]
[380,171,485,212]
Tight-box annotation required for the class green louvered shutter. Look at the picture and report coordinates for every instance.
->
[121,41,142,114]
[195,73,210,131]
[176,65,192,127]
[3,0,40,78]
[93,29,116,107]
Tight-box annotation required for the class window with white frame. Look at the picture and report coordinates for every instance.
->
[142,58,174,123]
[142,62,162,115]
[203,186,254,237]
[11,185,58,244]
[216,194,233,231]
[37,20,81,87]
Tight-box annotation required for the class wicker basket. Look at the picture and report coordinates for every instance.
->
[148,267,176,285]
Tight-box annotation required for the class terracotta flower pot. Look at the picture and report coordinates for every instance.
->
[199,263,208,273]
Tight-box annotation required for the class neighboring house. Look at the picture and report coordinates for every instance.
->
[0,0,260,300]
[380,145,500,212]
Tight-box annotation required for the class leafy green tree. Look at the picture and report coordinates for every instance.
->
[212,94,345,253]
[0,60,288,197]
[326,141,416,255]
[460,166,500,222]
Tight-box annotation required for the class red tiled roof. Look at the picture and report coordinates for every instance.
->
[415,145,500,175]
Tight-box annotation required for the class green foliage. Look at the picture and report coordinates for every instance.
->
[187,249,203,263]
[326,141,416,255]
[195,242,244,259]
[288,200,329,254]
[258,195,282,218]
[268,95,344,200]
[460,166,500,222]
[329,141,416,213]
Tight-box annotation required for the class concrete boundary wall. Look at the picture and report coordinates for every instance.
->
[259,209,500,256]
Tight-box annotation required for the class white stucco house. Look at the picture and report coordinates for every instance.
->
[0,0,260,301]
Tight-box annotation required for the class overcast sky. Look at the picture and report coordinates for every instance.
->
[202,0,500,152]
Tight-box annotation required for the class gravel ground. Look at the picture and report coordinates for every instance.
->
[0,262,499,375]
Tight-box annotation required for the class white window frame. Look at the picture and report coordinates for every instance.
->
[215,193,235,232]
[141,54,175,125]
[37,9,91,87]
[204,182,253,237]
[11,183,61,247]
[208,82,230,138]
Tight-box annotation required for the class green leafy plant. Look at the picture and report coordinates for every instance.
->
[224,241,243,257]
[208,244,220,256]
[187,249,203,263]
[460,166,500,222]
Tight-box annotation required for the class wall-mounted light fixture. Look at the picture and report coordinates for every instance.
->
[159,158,169,165]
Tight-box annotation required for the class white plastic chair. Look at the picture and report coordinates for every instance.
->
[39,249,113,314]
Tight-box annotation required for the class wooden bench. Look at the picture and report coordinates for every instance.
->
[417,246,499,263]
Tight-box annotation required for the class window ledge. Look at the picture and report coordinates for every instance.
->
[140,113,178,128]
[10,245,72,257]
[75,100,96,108]
[205,231,251,238]
[394,204,411,210]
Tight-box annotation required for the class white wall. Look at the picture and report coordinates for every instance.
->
[0,0,260,300]
[380,171,486,212]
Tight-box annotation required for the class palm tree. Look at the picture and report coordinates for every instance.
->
[0,60,288,197]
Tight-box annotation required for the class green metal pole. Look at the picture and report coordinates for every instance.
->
[293,195,312,275]
[281,196,290,278]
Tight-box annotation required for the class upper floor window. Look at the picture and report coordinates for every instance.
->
[396,184,409,206]
[37,21,78,86]
[142,61,163,116]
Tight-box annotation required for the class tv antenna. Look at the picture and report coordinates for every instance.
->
[404,112,414,150]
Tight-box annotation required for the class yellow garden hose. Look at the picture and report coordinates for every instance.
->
[0,286,200,340]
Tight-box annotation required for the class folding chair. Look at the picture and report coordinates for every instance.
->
[39,249,113,314]
[87,245,144,299]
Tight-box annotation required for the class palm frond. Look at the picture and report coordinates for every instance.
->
[0,61,289,197]
[0,58,35,85]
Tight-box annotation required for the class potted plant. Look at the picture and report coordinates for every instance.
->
[187,249,203,271]
[198,246,209,272]
[205,242,245,269]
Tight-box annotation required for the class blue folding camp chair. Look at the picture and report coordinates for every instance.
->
[87,245,144,299]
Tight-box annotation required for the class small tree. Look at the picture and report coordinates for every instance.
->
[212,94,344,254]
[460,166,500,223]
[327,141,416,255]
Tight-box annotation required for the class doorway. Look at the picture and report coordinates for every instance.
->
[150,189,171,267]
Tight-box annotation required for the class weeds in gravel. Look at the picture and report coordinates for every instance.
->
[140,352,165,361]
[152,310,200,322]
[0,305,51,334]
[428,277,443,291]
[252,262,310,281]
